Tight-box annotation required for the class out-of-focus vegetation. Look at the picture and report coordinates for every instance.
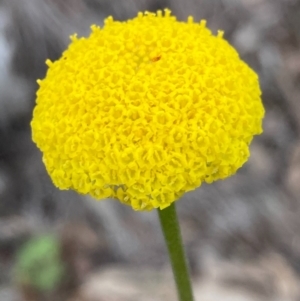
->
[16,235,65,292]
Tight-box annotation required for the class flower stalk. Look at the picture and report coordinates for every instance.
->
[158,203,194,301]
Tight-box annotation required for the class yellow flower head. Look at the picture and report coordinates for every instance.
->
[31,10,264,211]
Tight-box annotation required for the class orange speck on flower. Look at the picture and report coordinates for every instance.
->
[151,56,161,62]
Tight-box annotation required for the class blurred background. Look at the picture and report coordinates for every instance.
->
[0,0,300,300]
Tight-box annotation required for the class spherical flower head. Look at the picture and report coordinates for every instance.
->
[31,10,264,211]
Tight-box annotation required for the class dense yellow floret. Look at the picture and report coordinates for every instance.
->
[31,10,264,211]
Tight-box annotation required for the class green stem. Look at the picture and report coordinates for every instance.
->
[158,203,194,301]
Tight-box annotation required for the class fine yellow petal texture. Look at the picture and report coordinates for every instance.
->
[31,10,264,211]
